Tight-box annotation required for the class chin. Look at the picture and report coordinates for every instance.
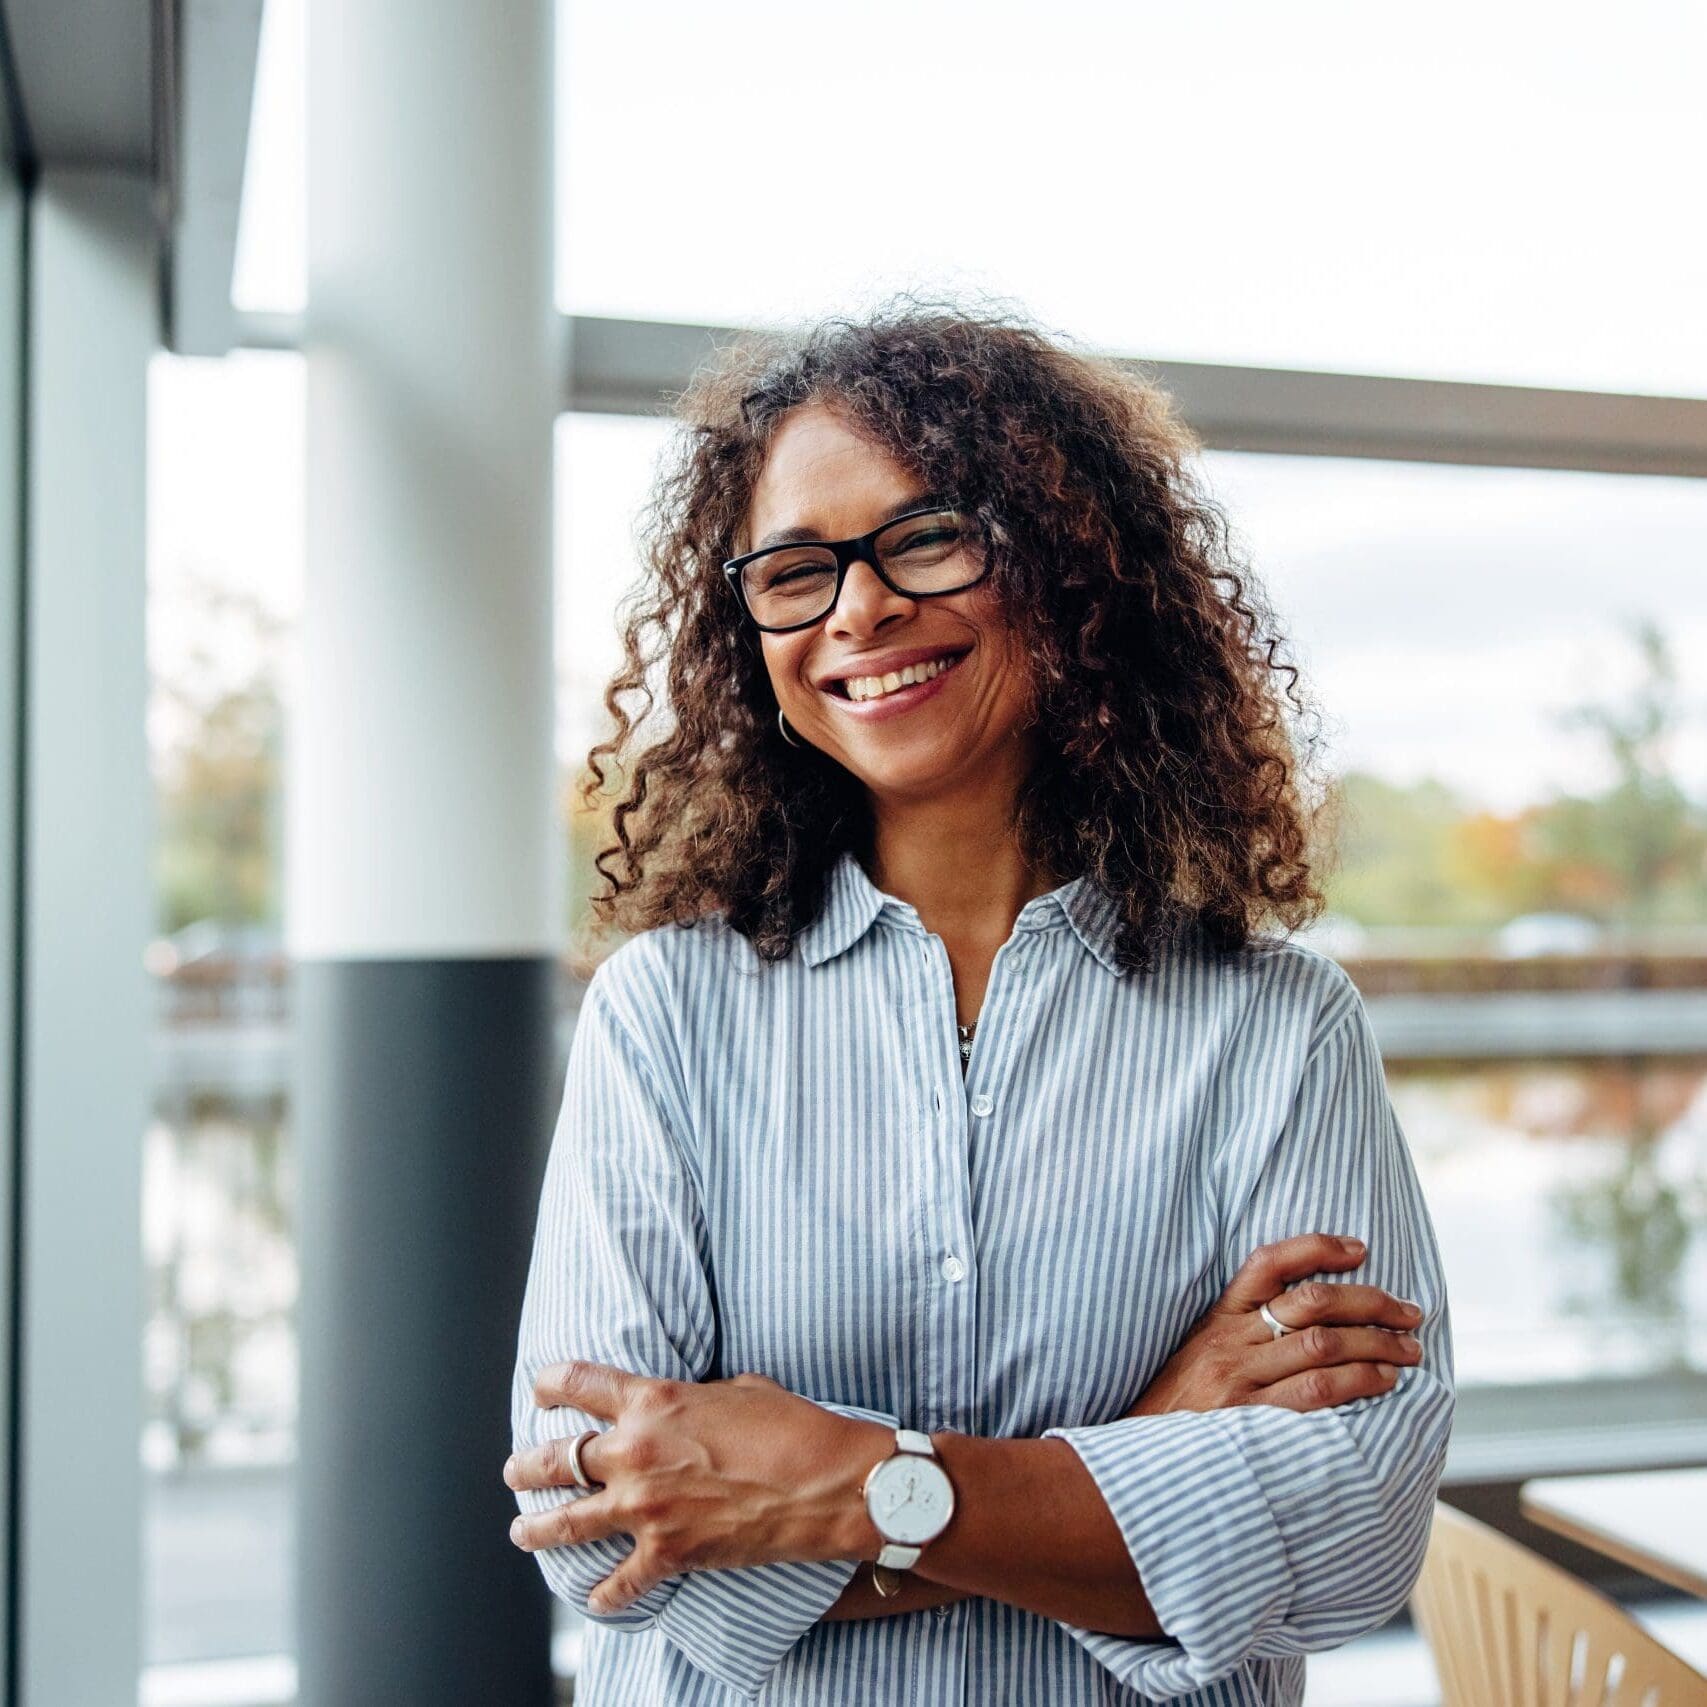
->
[846,754,963,800]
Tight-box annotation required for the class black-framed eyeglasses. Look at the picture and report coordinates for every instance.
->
[722,505,989,634]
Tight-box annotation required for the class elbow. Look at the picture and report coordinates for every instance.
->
[1258,1376,1456,1657]
[530,1543,660,1631]
[510,1478,666,1631]
[1319,1384,1457,1640]
[1329,1492,1442,1642]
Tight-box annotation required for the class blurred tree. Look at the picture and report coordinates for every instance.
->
[1531,616,1707,928]
[152,563,287,933]
[1326,615,1707,931]
[1327,771,1487,926]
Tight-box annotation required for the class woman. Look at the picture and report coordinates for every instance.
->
[505,304,1455,1706]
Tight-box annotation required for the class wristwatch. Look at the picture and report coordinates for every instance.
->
[863,1427,955,1593]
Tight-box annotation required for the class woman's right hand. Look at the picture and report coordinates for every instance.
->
[1125,1234,1425,1418]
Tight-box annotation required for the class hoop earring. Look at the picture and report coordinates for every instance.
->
[777,706,805,748]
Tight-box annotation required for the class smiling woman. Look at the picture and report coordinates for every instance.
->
[509,300,1455,1706]
[577,301,1332,966]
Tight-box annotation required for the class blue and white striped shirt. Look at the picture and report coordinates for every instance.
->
[511,848,1456,1704]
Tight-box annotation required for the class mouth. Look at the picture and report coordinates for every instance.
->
[821,647,971,720]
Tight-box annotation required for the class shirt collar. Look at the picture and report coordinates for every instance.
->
[798,847,1128,977]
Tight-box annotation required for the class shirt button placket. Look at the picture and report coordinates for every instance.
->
[925,934,976,1515]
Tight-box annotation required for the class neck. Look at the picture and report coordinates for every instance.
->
[860,752,1063,949]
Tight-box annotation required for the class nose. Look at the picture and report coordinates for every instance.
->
[827,556,913,632]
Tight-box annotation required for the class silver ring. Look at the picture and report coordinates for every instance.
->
[1259,1298,1296,1339]
[566,1427,601,1490]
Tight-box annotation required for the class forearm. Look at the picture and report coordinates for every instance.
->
[832,1420,1166,1639]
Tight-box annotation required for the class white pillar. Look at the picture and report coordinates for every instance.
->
[294,4,559,1701]
[293,0,559,957]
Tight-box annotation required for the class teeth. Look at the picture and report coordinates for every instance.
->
[844,653,960,703]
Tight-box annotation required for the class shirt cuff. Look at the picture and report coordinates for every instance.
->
[1040,1409,1295,1698]
[650,1398,902,1700]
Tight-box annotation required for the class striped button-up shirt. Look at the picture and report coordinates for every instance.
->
[511,848,1456,1704]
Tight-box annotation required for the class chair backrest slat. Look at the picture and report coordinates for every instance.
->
[1409,1501,1707,1707]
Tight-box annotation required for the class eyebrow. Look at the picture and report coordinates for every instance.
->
[749,490,951,554]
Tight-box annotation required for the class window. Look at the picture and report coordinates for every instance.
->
[558,0,1707,397]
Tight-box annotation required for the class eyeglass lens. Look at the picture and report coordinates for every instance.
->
[740,510,978,628]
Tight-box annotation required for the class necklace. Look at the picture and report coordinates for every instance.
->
[957,1018,978,1069]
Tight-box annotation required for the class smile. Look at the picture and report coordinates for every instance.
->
[823,649,970,720]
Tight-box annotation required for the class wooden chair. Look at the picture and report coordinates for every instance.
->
[1410,1500,1707,1706]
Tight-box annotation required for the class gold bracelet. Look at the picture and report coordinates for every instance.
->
[871,1561,904,1598]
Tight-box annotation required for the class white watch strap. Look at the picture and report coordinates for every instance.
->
[876,1541,921,1569]
[895,1426,934,1456]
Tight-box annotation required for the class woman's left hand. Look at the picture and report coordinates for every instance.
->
[503,1362,881,1613]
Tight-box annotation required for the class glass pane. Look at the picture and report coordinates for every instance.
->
[145,351,303,1672]
[557,0,1707,395]
[234,0,1707,395]
[1202,452,1707,818]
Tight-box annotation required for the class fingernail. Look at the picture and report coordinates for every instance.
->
[1398,1334,1421,1353]
[510,1518,528,1548]
[1400,1301,1422,1320]
[1342,1238,1365,1255]
[502,1455,518,1487]
[1377,1361,1397,1378]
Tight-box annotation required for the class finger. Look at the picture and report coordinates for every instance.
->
[587,1543,670,1615]
[1218,1235,1367,1313]
[1249,1323,1423,1387]
[1263,1280,1425,1333]
[1254,1359,1402,1413]
[509,1489,621,1553]
[534,1359,642,1420]
[504,1429,609,1492]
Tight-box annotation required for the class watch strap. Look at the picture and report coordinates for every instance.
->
[876,1540,922,1569]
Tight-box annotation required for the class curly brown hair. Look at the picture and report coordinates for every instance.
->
[579,298,1338,976]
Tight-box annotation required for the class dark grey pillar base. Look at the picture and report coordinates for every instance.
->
[294,955,557,1706]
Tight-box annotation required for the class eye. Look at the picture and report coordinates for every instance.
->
[883,521,965,564]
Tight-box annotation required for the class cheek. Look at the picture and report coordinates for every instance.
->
[985,628,1042,727]
[760,638,814,707]
[974,611,1032,691]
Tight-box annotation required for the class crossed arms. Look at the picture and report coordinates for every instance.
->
[509,972,1455,1700]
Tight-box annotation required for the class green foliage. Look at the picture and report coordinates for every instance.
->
[1327,615,1707,929]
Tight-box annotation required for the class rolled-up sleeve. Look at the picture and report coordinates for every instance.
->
[1041,974,1456,1699]
[510,966,900,1701]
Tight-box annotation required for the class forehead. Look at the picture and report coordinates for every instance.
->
[747,405,919,534]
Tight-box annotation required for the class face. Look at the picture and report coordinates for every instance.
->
[744,403,1038,806]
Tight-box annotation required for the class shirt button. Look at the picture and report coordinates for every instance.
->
[941,1254,966,1283]
[970,1093,994,1117]
[933,1603,950,1621]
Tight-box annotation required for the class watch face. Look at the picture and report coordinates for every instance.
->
[864,1452,954,1546]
